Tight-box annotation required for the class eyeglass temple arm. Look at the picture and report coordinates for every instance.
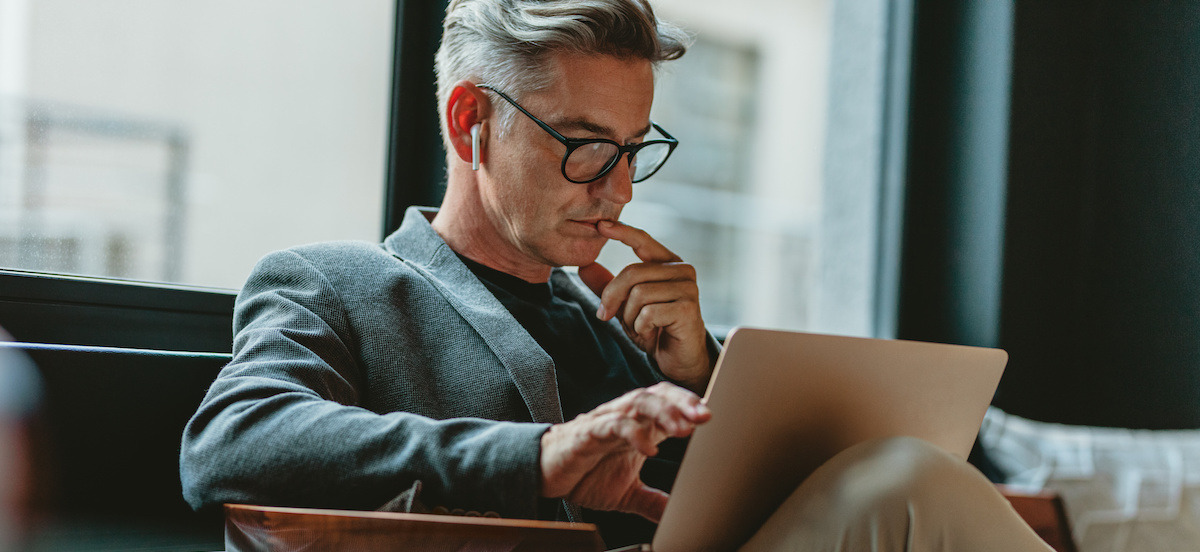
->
[476,84,571,143]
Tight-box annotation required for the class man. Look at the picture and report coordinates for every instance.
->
[181,0,1052,549]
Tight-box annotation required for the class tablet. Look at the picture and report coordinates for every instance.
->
[651,328,1007,552]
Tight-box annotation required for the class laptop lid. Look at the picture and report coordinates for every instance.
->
[651,328,1007,552]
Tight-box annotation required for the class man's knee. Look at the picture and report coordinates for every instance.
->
[816,436,984,519]
[743,438,1049,552]
[740,438,963,551]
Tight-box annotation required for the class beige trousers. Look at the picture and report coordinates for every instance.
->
[739,437,1054,552]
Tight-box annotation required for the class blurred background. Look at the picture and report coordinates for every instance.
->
[0,0,865,335]
[2,1,1200,551]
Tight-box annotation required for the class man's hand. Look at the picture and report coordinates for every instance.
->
[540,382,711,523]
[578,220,713,393]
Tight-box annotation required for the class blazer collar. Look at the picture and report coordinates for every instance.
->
[384,207,565,425]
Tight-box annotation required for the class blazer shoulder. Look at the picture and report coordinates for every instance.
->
[277,240,412,276]
[289,239,396,262]
[241,240,426,298]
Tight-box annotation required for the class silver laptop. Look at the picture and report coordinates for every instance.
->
[649,327,1008,552]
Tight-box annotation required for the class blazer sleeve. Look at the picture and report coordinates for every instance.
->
[179,249,550,518]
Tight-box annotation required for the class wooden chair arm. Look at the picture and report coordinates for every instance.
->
[998,485,1077,552]
[224,504,605,552]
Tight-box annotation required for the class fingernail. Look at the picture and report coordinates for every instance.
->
[596,305,607,319]
[598,220,614,230]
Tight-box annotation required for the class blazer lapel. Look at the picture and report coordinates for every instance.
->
[386,208,565,425]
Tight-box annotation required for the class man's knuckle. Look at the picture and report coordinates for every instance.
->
[662,261,694,279]
[627,284,646,305]
[644,302,668,320]
[624,263,652,279]
[631,311,650,332]
[600,284,622,304]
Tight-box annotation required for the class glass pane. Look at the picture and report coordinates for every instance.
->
[0,0,394,289]
[598,0,880,336]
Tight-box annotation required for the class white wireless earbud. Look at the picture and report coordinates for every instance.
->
[470,123,482,170]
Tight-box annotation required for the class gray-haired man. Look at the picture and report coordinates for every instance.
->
[181,1,1052,549]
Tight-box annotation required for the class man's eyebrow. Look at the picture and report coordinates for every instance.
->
[553,118,654,141]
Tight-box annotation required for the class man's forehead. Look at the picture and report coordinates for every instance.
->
[549,117,654,141]
[532,53,656,139]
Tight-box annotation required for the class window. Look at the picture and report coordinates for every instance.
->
[597,0,888,337]
[2,0,899,342]
[0,0,396,289]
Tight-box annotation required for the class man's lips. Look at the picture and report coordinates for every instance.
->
[568,218,614,232]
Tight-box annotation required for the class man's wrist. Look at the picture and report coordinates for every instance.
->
[675,373,710,395]
[673,350,716,395]
[538,422,571,499]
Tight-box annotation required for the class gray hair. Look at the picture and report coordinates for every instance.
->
[435,0,690,141]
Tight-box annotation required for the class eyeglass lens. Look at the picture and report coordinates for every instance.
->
[631,142,671,181]
[565,141,672,182]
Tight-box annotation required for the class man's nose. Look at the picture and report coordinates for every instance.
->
[590,154,634,205]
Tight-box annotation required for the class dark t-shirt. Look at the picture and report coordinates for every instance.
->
[459,255,685,547]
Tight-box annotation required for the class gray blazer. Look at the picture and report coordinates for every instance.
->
[180,207,671,522]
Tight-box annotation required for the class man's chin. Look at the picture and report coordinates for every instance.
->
[549,239,607,268]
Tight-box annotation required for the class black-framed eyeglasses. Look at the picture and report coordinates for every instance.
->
[478,84,678,184]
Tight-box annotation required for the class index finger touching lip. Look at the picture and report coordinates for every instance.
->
[596,220,682,263]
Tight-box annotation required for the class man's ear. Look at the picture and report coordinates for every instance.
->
[446,81,491,167]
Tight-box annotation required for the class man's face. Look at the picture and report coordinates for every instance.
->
[479,53,655,269]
